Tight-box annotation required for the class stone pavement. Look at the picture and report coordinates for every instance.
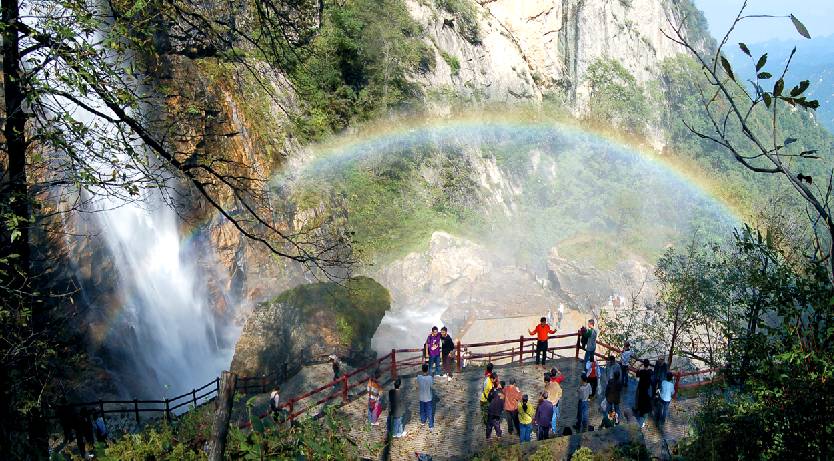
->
[338,357,699,460]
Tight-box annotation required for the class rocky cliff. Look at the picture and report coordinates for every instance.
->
[231,277,391,376]
[411,0,709,111]
[62,0,714,391]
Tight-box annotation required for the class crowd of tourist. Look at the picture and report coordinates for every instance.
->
[360,317,678,443]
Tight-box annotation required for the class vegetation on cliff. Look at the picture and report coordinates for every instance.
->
[230,276,390,377]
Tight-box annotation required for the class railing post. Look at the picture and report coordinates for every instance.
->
[262,376,267,394]
[98,399,105,423]
[215,378,220,408]
[165,399,171,423]
[341,375,349,403]
[575,332,580,360]
[288,400,295,423]
[511,347,515,363]
[519,336,525,365]
[133,399,140,425]
[192,388,197,408]
[390,349,397,379]
[456,341,462,372]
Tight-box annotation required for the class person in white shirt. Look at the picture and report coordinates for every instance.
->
[620,342,634,388]
[655,372,675,427]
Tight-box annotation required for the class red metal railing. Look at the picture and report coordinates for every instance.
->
[246,331,721,428]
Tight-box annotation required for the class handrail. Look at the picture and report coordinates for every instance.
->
[60,328,722,433]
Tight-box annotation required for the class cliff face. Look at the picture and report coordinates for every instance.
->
[411,0,707,111]
[62,0,711,390]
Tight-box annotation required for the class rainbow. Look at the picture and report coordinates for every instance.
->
[293,110,747,224]
[181,109,750,250]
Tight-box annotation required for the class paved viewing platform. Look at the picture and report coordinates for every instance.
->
[339,357,699,460]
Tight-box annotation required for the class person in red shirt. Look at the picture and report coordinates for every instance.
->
[529,317,556,369]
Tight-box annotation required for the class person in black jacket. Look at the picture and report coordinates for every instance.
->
[388,378,407,438]
[440,327,455,380]
[486,389,505,439]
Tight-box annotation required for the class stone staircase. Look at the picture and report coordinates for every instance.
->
[338,357,699,460]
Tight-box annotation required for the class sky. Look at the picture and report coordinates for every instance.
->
[694,0,834,43]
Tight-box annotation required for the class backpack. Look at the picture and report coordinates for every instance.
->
[579,327,589,347]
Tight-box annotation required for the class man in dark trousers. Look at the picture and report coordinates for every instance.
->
[486,388,505,439]
[534,391,554,440]
[529,317,556,369]
[440,326,455,381]
[388,378,407,438]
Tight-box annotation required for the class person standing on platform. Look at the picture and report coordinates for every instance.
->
[534,391,554,440]
[503,379,522,435]
[577,375,592,433]
[388,378,407,438]
[486,388,505,439]
[518,394,535,442]
[425,326,442,376]
[529,317,556,370]
[583,319,597,363]
[417,364,435,431]
[440,326,455,381]
[635,359,654,428]
[620,342,634,387]
[367,371,383,426]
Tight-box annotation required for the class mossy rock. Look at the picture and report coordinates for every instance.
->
[231,277,391,376]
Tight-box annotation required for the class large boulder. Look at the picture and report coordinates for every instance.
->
[230,277,391,376]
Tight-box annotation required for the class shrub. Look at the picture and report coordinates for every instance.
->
[441,50,461,75]
[436,0,481,44]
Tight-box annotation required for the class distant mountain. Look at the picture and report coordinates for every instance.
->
[726,34,834,133]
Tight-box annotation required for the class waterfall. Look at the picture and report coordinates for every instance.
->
[94,191,236,398]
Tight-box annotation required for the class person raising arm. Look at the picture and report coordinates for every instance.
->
[529,317,556,370]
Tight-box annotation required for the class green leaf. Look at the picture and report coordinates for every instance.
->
[791,80,810,97]
[774,79,785,97]
[720,56,735,80]
[757,72,772,80]
[739,42,751,57]
[10,230,20,242]
[756,53,768,71]
[790,14,811,39]
[763,93,772,108]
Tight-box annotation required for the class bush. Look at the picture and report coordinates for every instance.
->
[441,50,461,75]
[287,0,430,141]
[436,0,481,44]
[585,57,650,135]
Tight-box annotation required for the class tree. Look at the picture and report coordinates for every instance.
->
[678,227,834,459]
[0,0,352,456]
[601,236,726,369]
[663,1,833,276]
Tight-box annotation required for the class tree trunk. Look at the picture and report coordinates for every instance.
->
[207,371,237,461]
[1,0,30,275]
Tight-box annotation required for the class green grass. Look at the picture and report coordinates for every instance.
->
[441,50,461,75]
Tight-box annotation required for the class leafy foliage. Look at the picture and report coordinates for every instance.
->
[441,50,461,75]
[435,0,481,44]
[89,407,213,461]
[226,406,359,460]
[585,58,651,135]
[286,0,433,140]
